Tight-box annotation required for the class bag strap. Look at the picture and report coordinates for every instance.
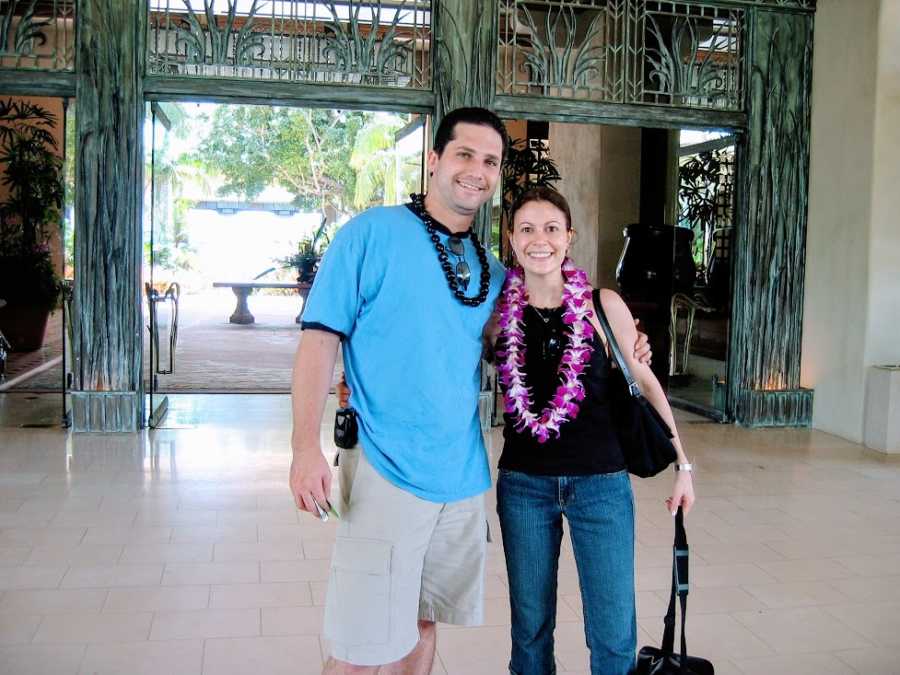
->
[591,289,642,399]
[661,507,690,671]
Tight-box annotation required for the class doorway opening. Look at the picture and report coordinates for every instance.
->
[143,101,428,427]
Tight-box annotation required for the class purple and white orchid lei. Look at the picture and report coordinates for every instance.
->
[496,258,595,443]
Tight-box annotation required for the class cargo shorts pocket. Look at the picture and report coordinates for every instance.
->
[324,536,393,646]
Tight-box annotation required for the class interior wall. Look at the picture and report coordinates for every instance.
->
[547,122,642,290]
[0,96,66,278]
[864,0,900,368]
[801,0,896,441]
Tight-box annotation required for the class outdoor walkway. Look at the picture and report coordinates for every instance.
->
[3,292,315,394]
[0,399,898,674]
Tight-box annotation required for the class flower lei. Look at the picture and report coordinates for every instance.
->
[496,258,595,443]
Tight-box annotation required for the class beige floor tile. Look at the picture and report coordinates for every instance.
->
[0,565,67,590]
[824,602,900,647]
[692,563,778,588]
[638,613,773,662]
[149,607,260,640]
[33,610,152,644]
[830,575,900,603]
[211,582,313,609]
[81,526,173,545]
[691,540,786,565]
[0,527,86,548]
[259,558,331,582]
[217,510,299,526]
[24,543,124,567]
[0,644,86,675]
[310,580,328,606]
[80,639,203,675]
[134,509,218,527]
[667,586,764,614]
[742,580,848,609]
[60,564,163,589]
[0,612,42,645]
[734,653,856,674]
[170,524,258,543]
[202,635,322,674]
[104,585,210,611]
[0,588,107,614]
[835,646,900,674]
[161,562,259,585]
[756,558,854,583]
[120,542,214,564]
[256,523,310,543]
[300,539,334,559]
[834,553,900,577]
[636,590,669,618]
[437,625,511,675]
[261,605,325,636]
[732,606,873,654]
[215,541,304,563]
[49,511,136,528]
[0,547,33,565]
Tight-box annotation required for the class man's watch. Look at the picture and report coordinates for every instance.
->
[675,463,693,472]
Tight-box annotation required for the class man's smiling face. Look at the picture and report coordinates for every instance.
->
[425,122,504,224]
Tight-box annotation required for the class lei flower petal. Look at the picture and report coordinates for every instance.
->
[497,258,595,442]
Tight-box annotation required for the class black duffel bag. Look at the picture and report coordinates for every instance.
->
[634,508,713,675]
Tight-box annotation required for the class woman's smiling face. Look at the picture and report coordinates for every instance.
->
[509,200,573,277]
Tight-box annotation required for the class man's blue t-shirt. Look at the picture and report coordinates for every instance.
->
[301,204,506,502]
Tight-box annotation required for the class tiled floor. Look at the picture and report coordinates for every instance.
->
[1,395,899,674]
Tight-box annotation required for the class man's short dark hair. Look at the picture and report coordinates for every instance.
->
[433,107,508,160]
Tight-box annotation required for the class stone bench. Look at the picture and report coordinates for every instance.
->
[213,282,312,325]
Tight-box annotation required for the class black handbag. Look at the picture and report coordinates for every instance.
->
[635,508,713,675]
[592,290,678,478]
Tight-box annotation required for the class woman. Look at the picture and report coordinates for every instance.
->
[490,186,695,675]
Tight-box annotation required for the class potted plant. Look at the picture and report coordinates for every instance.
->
[0,99,64,351]
[278,214,333,284]
[499,137,561,265]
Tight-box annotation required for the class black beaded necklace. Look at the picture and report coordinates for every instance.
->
[408,193,492,307]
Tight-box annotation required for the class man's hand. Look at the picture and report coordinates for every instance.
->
[633,319,652,365]
[337,373,351,408]
[289,449,333,517]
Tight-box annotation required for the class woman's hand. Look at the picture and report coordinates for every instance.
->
[665,471,695,516]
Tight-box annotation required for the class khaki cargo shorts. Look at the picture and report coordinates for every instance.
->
[323,447,487,666]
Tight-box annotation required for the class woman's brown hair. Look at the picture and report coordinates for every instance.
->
[508,186,572,231]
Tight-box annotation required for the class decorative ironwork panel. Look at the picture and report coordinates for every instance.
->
[147,0,432,89]
[497,0,744,111]
[0,0,75,71]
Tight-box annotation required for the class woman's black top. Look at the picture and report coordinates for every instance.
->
[498,305,626,476]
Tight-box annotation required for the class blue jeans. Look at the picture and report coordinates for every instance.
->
[497,469,636,675]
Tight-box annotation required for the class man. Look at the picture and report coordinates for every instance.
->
[289,107,648,675]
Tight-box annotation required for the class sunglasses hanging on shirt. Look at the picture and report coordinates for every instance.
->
[407,193,491,307]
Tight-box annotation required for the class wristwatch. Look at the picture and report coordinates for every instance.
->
[675,463,693,472]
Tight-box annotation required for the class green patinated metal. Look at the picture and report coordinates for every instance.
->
[727,8,814,426]
[0,0,74,71]
[497,1,744,111]
[433,0,499,244]
[147,0,432,89]
[0,0,818,428]
[174,0,267,68]
[70,0,146,431]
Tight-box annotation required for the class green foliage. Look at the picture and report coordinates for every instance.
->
[349,116,421,209]
[679,150,725,268]
[501,137,561,222]
[194,106,367,216]
[0,98,63,307]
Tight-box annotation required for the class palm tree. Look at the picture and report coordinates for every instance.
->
[349,115,421,210]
